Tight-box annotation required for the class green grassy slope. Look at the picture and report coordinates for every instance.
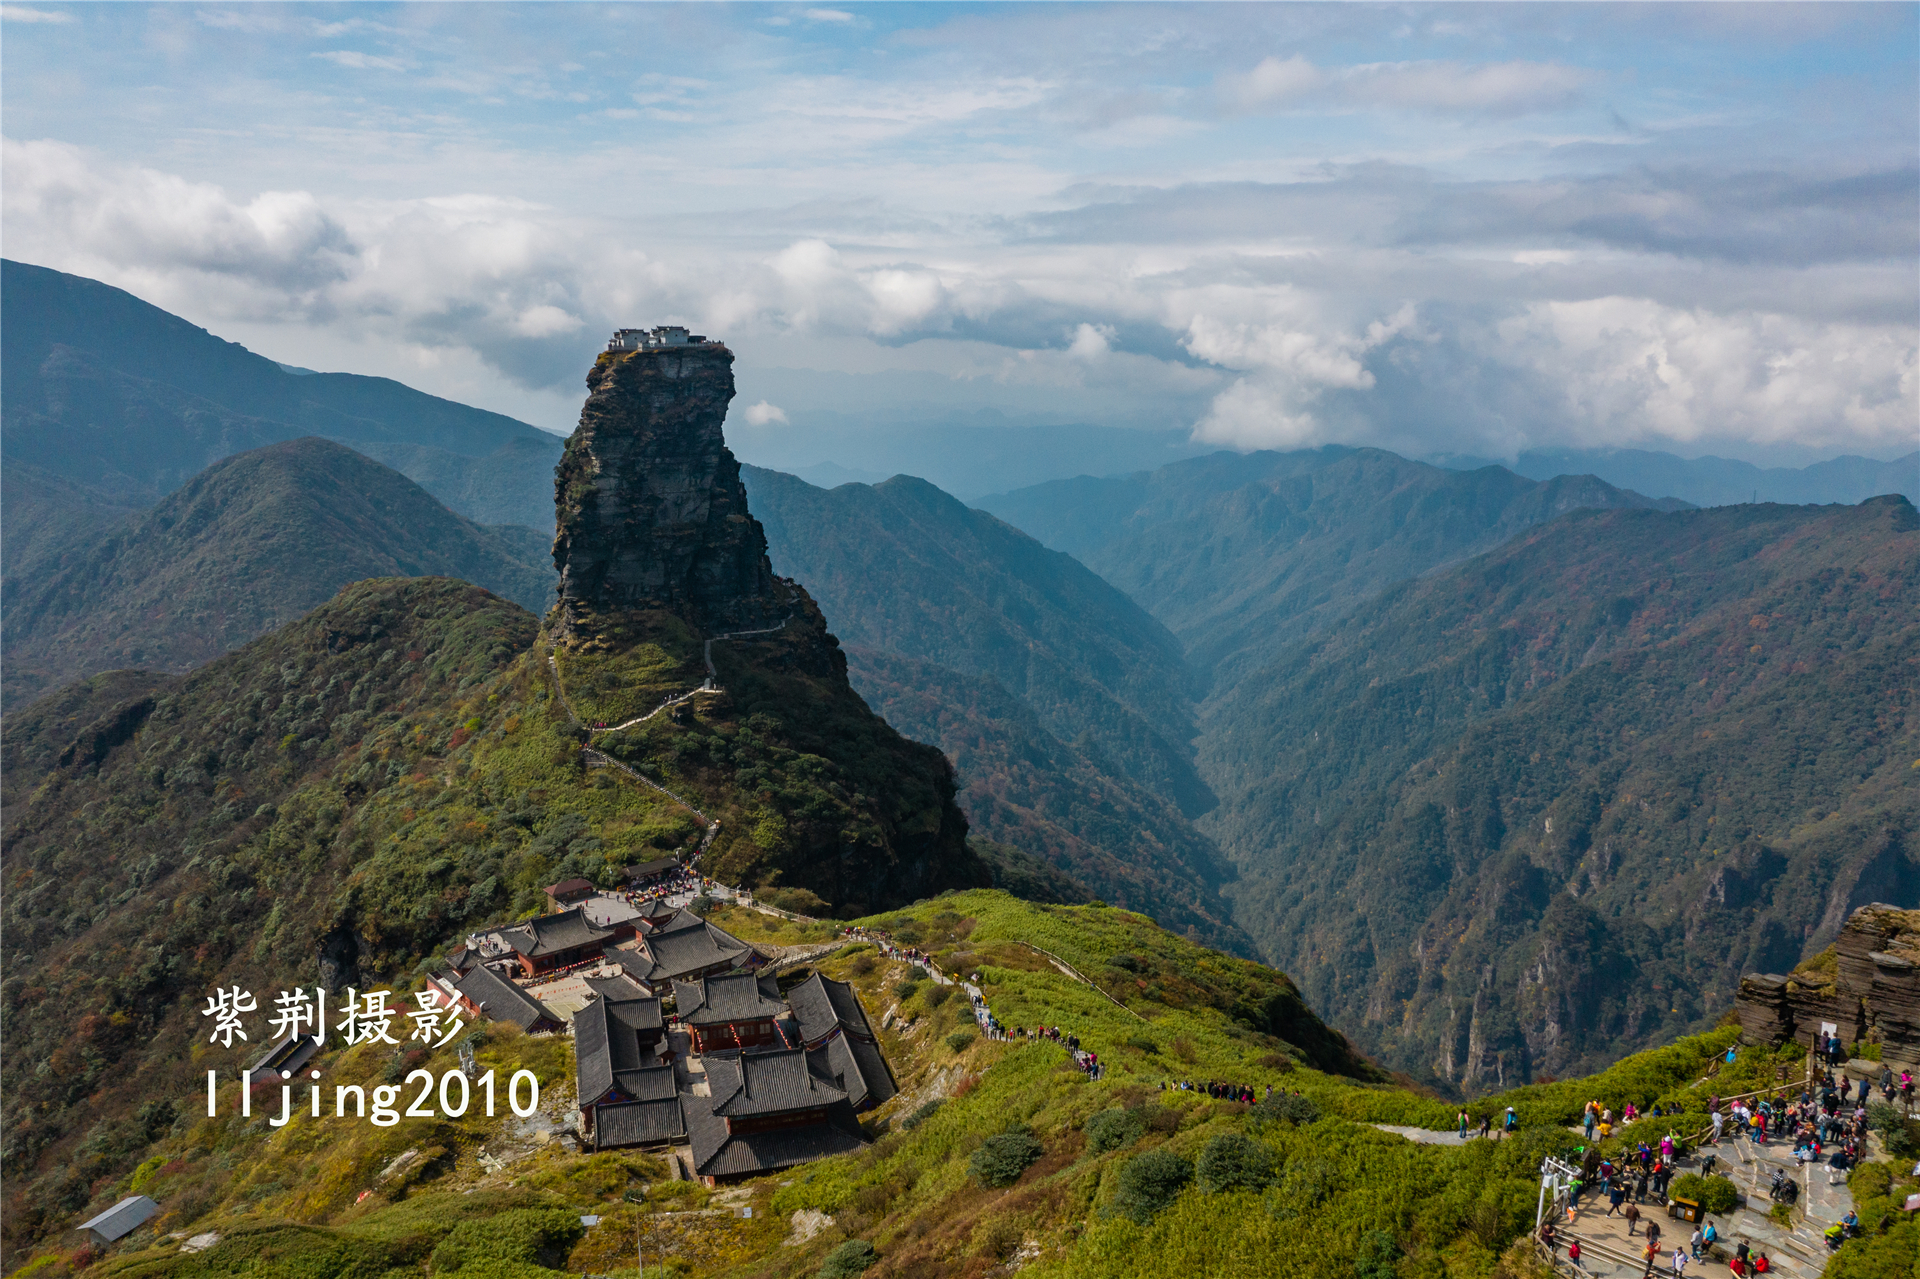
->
[1201,496,1920,1089]
[0,439,554,706]
[18,888,1891,1279]
[0,574,985,1261]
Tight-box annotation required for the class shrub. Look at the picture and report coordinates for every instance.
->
[969,1128,1044,1188]
[901,1100,944,1131]
[1110,1148,1193,1224]
[928,984,953,1008]
[1197,1133,1276,1193]
[1356,1229,1402,1279]
[1123,1035,1159,1055]
[1249,1092,1321,1131]
[1669,1173,1739,1215]
[893,979,922,1002]
[427,1208,586,1273]
[1864,1103,1918,1157]
[946,1030,977,1053]
[817,1238,879,1278]
[1084,1107,1146,1154]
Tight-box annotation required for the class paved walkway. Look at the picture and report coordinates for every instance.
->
[1370,1124,1477,1147]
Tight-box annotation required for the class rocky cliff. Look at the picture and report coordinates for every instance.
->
[553,336,778,635]
[543,331,989,910]
[1734,903,1920,1072]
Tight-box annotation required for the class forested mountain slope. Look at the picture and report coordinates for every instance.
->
[742,466,1245,949]
[0,259,563,526]
[1200,495,1920,1089]
[978,445,1682,685]
[0,438,553,706]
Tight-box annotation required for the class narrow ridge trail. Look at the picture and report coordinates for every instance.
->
[542,616,791,856]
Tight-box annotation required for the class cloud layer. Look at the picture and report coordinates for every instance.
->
[2,3,1913,462]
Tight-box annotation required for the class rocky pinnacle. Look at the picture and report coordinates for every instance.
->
[551,336,781,634]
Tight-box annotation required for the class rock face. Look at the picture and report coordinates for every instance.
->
[1734,903,1920,1072]
[552,335,779,634]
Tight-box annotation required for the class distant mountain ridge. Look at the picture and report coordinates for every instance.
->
[1,437,554,706]
[980,446,1687,686]
[0,258,564,527]
[1511,445,1918,509]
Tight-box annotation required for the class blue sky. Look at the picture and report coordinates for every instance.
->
[3,2,1914,469]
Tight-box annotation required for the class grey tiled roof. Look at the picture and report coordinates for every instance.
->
[809,1036,897,1112]
[574,994,666,1105]
[705,1047,848,1118]
[626,857,681,879]
[616,915,762,985]
[453,963,555,1032]
[584,973,650,1003]
[595,1096,686,1147]
[613,1062,678,1102]
[785,973,896,1110]
[684,1088,865,1178]
[634,898,681,923]
[787,973,877,1046]
[673,973,786,1028]
[502,906,616,959]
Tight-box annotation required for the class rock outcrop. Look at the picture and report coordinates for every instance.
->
[544,328,990,912]
[552,333,779,635]
[1733,903,1920,1072]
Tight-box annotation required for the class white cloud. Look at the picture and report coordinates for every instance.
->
[311,50,407,72]
[1186,302,1415,448]
[804,8,854,22]
[1221,54,1599,117]
[1498,298,1919,452]
[1067,322,1114,360]
[742,400,790,426]
[1221,55,1323,111]
[3,137,1909,463]
[0,4,73,22]
[1345,59,1598,115]
[511,305,583,338]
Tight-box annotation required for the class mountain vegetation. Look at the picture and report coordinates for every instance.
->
[977,445,1683,685]
[0,258,562,527]
[1,438,554,707]
[1199,496,1920,1088]
[15,879,1907,1279]
[0,571,992,1260]
[742,467,1243,948]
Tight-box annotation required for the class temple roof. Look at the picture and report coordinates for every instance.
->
[673,972,786,1028]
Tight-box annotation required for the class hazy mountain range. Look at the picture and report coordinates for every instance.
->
[4,258,1914,1091]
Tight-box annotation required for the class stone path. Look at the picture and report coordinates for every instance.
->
[1369,1124,1476,1147]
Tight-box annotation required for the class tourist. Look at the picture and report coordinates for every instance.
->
[1569,1240,1584,1270]
[1672,1246,1689,1278]
[1625,1202,1642,1236]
